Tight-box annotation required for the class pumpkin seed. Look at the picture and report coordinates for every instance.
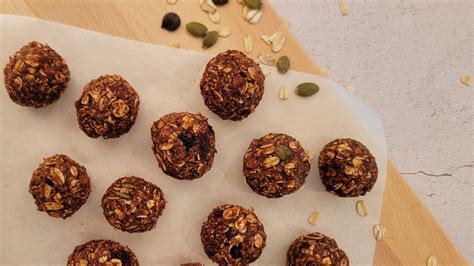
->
[356,200,368,217]
[113,191,131,200]
[244,0,262,9]
[203,31,219,48]
[296,82,320,97]
[277,56,290,73]
[275,145,293,160]
[186,22,208,37]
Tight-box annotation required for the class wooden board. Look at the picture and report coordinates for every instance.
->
[0,1,468,265]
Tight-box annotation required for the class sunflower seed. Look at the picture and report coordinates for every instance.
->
[460,75,471,86]
[243,35,253,53]
[356,200,368,217]
[279,86,289,101]
[373,224,385,241]
[218,27,231,37]
[308,211,319,225]
[208,11,220,23]
[338,0,349,16]
[257,54,276,65]
[426,255,437,266]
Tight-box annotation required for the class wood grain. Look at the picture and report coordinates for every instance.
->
[0,0,468,264]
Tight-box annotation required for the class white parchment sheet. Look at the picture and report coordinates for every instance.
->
[0,15,386,265]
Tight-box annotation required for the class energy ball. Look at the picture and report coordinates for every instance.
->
[75,74,140,139]
[101,176,166,233]
[243,133,310,198]
[67,239,139,266]
[3,41,70,108]
[200,50,265,121]
[201,204,266,265]
[318,138,378,197]
[151,112,216,180]
[287,232,349,266]
[29,154,91,219]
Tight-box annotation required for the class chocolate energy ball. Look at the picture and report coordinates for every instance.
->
[75,74,140,139]
[67,239,139,266]
[287,232,349,266]
[28,154,91,219]
[318,138,378,197]
[3,41,70,108]
[200,50,265,121]
[151,112,216,180]
[243,133,310,198]
[201,204,267,265]
[101,176,166,233]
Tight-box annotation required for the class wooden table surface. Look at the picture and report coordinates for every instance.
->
[0,0,468,265]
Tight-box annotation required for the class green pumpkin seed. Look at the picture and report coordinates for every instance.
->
[296,82,320,97]
[113,190,131,200]
[186,22,208,37]
[275,145,293,160]
[203,31,219,48]
[244,0,262,9]
[121,184,136,189]
[277,56,290,74]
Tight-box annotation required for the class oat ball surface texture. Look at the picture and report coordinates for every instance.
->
[67,239,139,266]
[28,154,91,219]
[287,232,349,266]
[200,50,265,121]
[75,74,140,139]
[3,41,70,108]
[101,176,166,233]
[243,133,310,198]
[151,112,216,180]
[318,138,378,197]
[201,204,267,265]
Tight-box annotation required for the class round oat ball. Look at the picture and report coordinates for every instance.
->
[151,112,216,180]
[28,154,91,219]
[287,232,349,266]
[67,239,139,266]
[318,138,378,197]
[3,41,70,108]
[200,50,265,121]
[75,74,140,139]
[243,133,310,198]
[201,204,267,265]
[101,176,166,233]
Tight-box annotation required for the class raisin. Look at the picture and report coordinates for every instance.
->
[161,12,181,32]
[111,251,132,266]
[212,0,229,6]
[178,132,195,150]
[230,244,242,259]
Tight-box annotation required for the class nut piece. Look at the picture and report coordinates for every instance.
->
[287,232,349,266]
[29,154,91,219]
[3,41,70,108]
[67,239,139,265]
[319,138,378,197]
[373,224,385,241]
[200,50,265,121]
[101,176,166,233]
[356,200,368,217]
[308,211,319,225]
[151,112,216,180]
[243,133,310,198]
[75,74,140,139]
[201,204,267,265]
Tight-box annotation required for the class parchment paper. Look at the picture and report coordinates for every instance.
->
[0,15,387,265]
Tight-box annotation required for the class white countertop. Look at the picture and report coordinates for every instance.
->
[272,0,473,262]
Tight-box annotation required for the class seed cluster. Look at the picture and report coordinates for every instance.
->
[151,112,217,180]
[201,204,267,265]
[67,239,139,266]
[101,176,166,233]
[29,154,91,219]
[3,41,70,108]
[200,50,265,121]
[75,74,140,139]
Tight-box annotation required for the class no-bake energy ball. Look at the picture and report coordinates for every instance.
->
[67,239,139,266]
[200,50,265,121]
[287,232,349,266]
[101,176,166,233]
[3,41,70,108]
[243,133,310,198]
[151,112,216,180]
[28,154,91,219]
[201,204,267,265]
[318,138,378,197]
[75,74,140,139]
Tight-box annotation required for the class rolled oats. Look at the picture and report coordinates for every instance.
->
[243,34,253,54]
